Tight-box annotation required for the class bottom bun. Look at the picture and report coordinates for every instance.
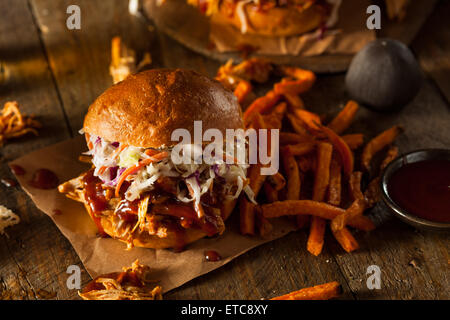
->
[60,173,236,250]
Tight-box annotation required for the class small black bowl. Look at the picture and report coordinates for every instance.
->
[380,149,450,231]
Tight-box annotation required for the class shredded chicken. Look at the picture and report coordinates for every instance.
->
[79,260,163,300]
[0,205,20,236]
[0,101,41,147]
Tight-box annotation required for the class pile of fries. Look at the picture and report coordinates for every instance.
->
[0,101,41,147]
[216,58,403,256]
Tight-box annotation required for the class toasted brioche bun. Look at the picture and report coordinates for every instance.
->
[65,69,243,249]
[83,69,243,148]
[217,1,328,37]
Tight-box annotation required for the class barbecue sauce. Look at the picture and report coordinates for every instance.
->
[10,164,25,176]
[152,201,221,236]
[29,169,59,189]
[82,170,108,235]
[115,199,139,224]
[82,169,223,246]
[388,159,450,223]
[204,250,221,262]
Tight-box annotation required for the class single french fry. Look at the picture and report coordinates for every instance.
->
[364,146,399,207]
[261,200,344,220]
[327,159,341,206]
[234,80,252,104]
[349,215,376,231]
[341,134,364,150]
[261,200,373,231]
[332,227,360,253]
[275,66,316,95]
[331,199,367,231]
[312,143,333,201]
[220,199,238,220]
[271,281,341,300]
[282,147,301,201]
[266,172,286,191]
[361,125,403,172]
[283,93,304,111]
[287,114,310,137]
[243,90,281,123]
[241,113,269,235]
[262,102,287,130]
[240,162,266,236]
[297,154,316,173]
[274,79,310,96]
[250,112,267,131]
[111,36,121,68]
[364,177,381,208]
[319,125,354,176]
[294,109,322,132]
[285,142,316,156]
[256,208,273,237]
[248,164,267,194]
[307,217,326,256]
[272,102,287,122]
[280,66,316,85]
[262,115,281,130]
[264,182,279,202]
[308,142,333,256]
[327,100,359,134]
[380,146,399,171]
[349,171,365,201]
[240,197,256,235]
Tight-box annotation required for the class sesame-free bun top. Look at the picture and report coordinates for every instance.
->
[83,69,243,148]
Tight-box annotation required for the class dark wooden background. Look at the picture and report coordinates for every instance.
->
[0,0,448,300]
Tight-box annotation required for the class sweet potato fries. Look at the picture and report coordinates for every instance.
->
[217,58,402,256]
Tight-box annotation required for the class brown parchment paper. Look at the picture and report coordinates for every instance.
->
[9,136,296,293]
[210,0,375,56]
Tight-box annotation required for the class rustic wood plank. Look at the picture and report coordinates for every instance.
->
[0,0,91,300]
[20,0,449,300]
[377,0,438,45]
[30,0,156,133]
[412,0,450,104]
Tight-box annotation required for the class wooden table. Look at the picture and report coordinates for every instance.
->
[0,0,449,300]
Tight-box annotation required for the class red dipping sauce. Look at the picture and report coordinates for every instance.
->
[29,169,59,189]
[204,250,221,262]
[10,164,26,176]
[388,159,450,223]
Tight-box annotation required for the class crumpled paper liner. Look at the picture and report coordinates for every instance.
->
[10,136,296,293]
[210,0,375,56]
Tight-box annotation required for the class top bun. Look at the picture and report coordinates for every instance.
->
[83,69,243,148]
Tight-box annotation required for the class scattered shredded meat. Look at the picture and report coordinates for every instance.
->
[79,260,162,300]
[0,101,41,146]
